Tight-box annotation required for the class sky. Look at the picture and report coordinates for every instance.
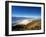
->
[12,6,41,17]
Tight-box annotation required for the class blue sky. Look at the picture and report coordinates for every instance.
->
[12,6,41,17]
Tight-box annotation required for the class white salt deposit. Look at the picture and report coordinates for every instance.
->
[16,19,32,25]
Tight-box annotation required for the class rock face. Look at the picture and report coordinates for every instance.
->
[12,20,41,31]
[25,20,41,30]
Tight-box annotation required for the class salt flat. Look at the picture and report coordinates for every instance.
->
[16,19,33,25]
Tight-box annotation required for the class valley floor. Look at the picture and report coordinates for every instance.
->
[12,20,41,31]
